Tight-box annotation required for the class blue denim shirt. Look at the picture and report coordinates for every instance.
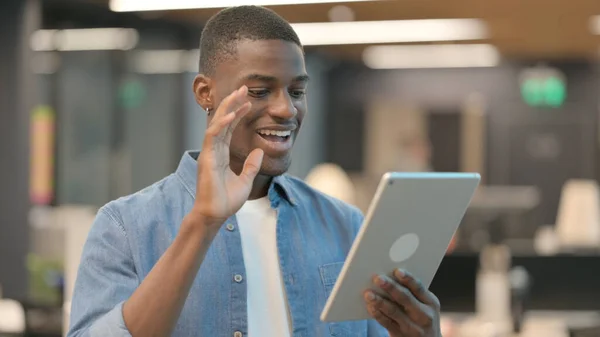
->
[67,151,388,337]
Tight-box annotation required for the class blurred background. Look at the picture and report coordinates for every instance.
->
[2,0,600,336]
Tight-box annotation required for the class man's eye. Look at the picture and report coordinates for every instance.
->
[290,90,306,99]
[248,89,269,98]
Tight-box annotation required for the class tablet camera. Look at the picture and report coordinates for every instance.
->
[389,233,420,263]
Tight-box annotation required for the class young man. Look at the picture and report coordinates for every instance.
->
[67,6,442,337]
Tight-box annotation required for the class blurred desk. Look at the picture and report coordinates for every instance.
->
[0,329,62,336]
[431,253,600,312]
[443,310,600,337]
[0,301,61,337]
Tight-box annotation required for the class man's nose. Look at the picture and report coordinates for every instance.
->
[268,90,296,119]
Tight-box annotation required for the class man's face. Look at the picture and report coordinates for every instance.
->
[209,39,308,176]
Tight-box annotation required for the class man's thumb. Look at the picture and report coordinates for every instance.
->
[240,148,264,183]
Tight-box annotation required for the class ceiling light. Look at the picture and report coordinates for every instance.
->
[130,49,200,74]
[110,0,379,12]
[589,15,600,34]
[30,28,138,51]
[291,19,488,46]
[328,5,355,22]
[362,44,500,69]
[30,30,57,51]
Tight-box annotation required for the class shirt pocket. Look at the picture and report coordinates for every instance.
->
[319,262,368,337]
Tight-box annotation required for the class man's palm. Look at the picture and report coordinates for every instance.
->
[193,86,264,225]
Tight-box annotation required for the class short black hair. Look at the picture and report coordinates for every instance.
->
[198,5,303,75]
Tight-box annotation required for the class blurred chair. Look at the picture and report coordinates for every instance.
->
[456,185,541,253]
[305,163,357,205]
[555,179,600,248]
[0,299,26,334]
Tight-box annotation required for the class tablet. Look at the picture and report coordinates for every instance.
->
[320,172,481,322]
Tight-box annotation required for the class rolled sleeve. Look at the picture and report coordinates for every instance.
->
[67,206,137,337]
[87,301,132,337]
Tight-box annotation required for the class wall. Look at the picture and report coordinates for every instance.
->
[287,53,328,179]
[326,61,599,226]
[55,51,114,206]
[41,6,191,205]
[183,72,207,152]
[0,0,40,300]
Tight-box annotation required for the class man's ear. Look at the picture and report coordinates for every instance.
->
[193,74,213,111]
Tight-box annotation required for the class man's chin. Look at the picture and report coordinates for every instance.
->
[259,156,291,177]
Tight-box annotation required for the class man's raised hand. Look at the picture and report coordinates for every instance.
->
[193,85,264,227]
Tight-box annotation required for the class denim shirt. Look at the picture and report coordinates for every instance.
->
[67,151,388,337]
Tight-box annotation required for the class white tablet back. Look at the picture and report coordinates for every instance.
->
[321,172,480,322]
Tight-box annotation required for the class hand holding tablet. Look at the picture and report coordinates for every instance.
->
[320,172,480,335]
[365,268,442,336]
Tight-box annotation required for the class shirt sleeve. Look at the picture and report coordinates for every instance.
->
[348,204,365,241]
[66,206,136,337]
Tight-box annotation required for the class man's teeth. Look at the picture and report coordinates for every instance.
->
[258,130,291,137]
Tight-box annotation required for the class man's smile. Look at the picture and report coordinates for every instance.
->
[254,126,295,155]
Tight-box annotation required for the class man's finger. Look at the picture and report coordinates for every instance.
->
[366,303,397,332]
[374,275,433,327]
[394,269,440,309]
[224,101,252,144]
[364,291,421,336]
[212,85,248,121]
[203,85,250,148]
[239,148,264,184]
[374,275,420,309]
[364,291,399,332]
[203,112,236,149]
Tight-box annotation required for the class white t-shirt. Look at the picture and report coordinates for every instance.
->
[236,197,292,337]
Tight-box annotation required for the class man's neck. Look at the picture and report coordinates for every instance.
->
[248,174,272,200]
[228,157,273,200]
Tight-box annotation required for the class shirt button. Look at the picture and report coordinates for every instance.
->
[234,331,243,337]
[234,274,243,283]
[226,223,235,231]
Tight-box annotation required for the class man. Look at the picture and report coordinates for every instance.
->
[67,6,442,337]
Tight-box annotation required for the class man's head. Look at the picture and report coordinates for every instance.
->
[194,6,308,177]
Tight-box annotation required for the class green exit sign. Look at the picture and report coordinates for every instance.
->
[519,67,566,108]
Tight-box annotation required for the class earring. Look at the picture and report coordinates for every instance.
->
[206,107,212,115]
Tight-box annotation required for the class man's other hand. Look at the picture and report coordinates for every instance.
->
[364,269,442,337]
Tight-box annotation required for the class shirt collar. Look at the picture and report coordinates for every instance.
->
[175,151,297,206]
